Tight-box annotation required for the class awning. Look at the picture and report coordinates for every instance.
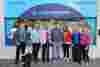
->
[20,3,83,21]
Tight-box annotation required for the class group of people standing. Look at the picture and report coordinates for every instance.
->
[12,19,92,67]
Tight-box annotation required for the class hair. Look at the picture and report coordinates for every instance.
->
[13,18,25,28]
[25,25,28,30]
[81,27,84,32]
[64,25,69,32]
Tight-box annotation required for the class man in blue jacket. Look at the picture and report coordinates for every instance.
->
[15,21,26,64]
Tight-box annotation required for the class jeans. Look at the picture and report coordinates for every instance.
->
[16,42,26,62]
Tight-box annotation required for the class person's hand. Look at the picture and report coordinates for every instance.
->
[49,40,52,44]
[85,46,89,50]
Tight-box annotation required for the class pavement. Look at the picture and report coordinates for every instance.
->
[0,59,100,67]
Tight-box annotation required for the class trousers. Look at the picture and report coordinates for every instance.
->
[16,42,26,62]
[32,43,40,62]
[52,42,63,59]
[42,43,48,62]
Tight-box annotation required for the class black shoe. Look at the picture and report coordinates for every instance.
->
[34,61,38,64]
[34,59,38,64]
[22,64,26,67]
[84,60,89,65]
[78,61,82,65]
[42,61,46,64]
[42,59,46,63]
[25,62,31,67]
[22,63,31,67]
[14,61,18,64]
[21,56,25,62]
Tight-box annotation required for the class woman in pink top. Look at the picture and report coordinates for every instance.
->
[80,26,92,65]
[40,27,48,63]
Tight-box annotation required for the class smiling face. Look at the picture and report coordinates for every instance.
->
[64,25,69,32]
[56,23,60,28]
[19,22,26,28]
[35,22,40,29]
[84,27,90,32]
[71,24,78,32]
[49,19,56,29]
